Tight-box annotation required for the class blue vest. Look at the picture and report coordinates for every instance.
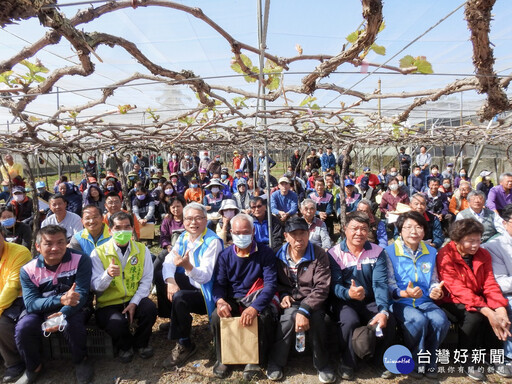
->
[176,228,223,319]
[73,225,111,256]
[385,238,437,307]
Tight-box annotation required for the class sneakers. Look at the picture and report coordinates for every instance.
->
[337,365,354,380]
[137,346,154,359]
[3,364,24,383]
[162,343,197,368]
[318,367,336,383]
[74,358,94,384]
[495,363,512,378]
[13,368,41,384]
[243,364,260,381]
[212,361,230,379]
[118,348,134,364]
[266,362,283,381]
[380,369,395,380]
[464,366,487,382]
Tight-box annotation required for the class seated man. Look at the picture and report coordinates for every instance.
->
[250,197,284,252]
[449,180,471,215]
[160,203,223,368]
[300,199,331,250]
[69,205,111,256]
[90,211,156,363]
[7,187,33,224]
[308,178,335,238]
[456,190,502,243]
[16,225,93,384]
[483,203,512,369]
[329,211,395,380]
[409,193,444,249]
[103,192,140,240]
[211,213,277,380]
[267,217,334,383]
[270,177,298,223]
[41,194,83,241]
[0,232,32,383]
[343,179,362,213]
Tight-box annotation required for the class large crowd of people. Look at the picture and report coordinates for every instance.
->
[0,147,512,383]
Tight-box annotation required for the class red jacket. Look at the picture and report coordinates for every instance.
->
[356,173,380,188]
[436,241,508,312]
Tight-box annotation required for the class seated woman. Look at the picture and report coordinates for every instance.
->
[437,218,512,381]
[132,186,156,226]
[203,179,225,230]
[378,177,410,217]
[385,211,449,379]
[83,184,105,213]
[232,178,251,214]
[154,195,186,321]
[216,199,239,245]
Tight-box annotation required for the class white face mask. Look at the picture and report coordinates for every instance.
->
[13,194,24,202]
[223,210,236,219]
[232,233,253,249]
[164,188,173,195]
[398,181,404,186]
[389,184,399,191]
[414,171,421,176]
[211,187,220,194]
[390,172,397,177]
[443,183,451,189]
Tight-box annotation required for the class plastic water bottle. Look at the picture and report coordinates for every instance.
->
[295,331,306,352]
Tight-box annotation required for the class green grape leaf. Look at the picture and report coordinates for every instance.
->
[346,31,359,44]
[399,55,415,68]
[266,76,280,91]
[416,59,433,74]
[371,43,386,55]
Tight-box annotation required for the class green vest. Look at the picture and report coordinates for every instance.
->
[95,239,145,308]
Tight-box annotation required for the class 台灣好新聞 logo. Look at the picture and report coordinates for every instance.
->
[383,345,415,374]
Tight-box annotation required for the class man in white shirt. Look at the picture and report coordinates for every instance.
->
[90,211,156,363]
[41,194,83,241]
[161,203,223,368]
[415,146,432,184]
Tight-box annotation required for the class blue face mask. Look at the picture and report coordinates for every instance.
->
[1,217,15,228]
[107,186,114,191]
[221,174,227,180]
[190,184,198,188]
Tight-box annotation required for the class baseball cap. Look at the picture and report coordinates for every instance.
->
[447,163,454,167]
[344,179,355,187]
[363,167,371,173]
[278,177,291,184]
[352,324,377,359]
[235,169,243,173]
[284,217,309,233]
[479,170,492,177]
[199,168,207,174]
[12,186,25,194]
[36,181,46,189]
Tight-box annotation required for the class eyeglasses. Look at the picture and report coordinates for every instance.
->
[184,216,206,222]
[402,225,425,233]
[251,204,264,209]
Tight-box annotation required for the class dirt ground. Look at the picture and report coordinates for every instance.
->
[3,306,509,384]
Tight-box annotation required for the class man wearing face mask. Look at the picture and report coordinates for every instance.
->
[257,151,276,178]
[211,213,278,380]
[441,162,455,181]
[134,151,149,170]
[180,152,197,180]
[91,211,157,363]
[35,181,51,202]
[207,155,223,177]
[161,203,223,368]
[198,168,210,188]
[7,187,33,224]
[407,166,424,195]
[0,206,31,248]
[184,177,204,204]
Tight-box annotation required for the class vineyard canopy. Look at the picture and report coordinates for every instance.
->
[0,0,511,155]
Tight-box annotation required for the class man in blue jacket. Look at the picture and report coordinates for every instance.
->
[210,213,277,380]
[16,225,93,384]
[69,205,112,256]
[328,211,395,381]
[320,146,336,175]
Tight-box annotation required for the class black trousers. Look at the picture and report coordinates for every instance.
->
[335,300,396,370]
[269,305,329,370]
[154,249,171,318]
[440,302,501,357]
[169,274,207,341]
[210,298,275,365]
[95,297,157,351]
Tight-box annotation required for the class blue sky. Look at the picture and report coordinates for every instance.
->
[0,0,511,130]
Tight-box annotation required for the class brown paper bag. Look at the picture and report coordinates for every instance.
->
[220,317,259,364]
[139,223,155,239]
